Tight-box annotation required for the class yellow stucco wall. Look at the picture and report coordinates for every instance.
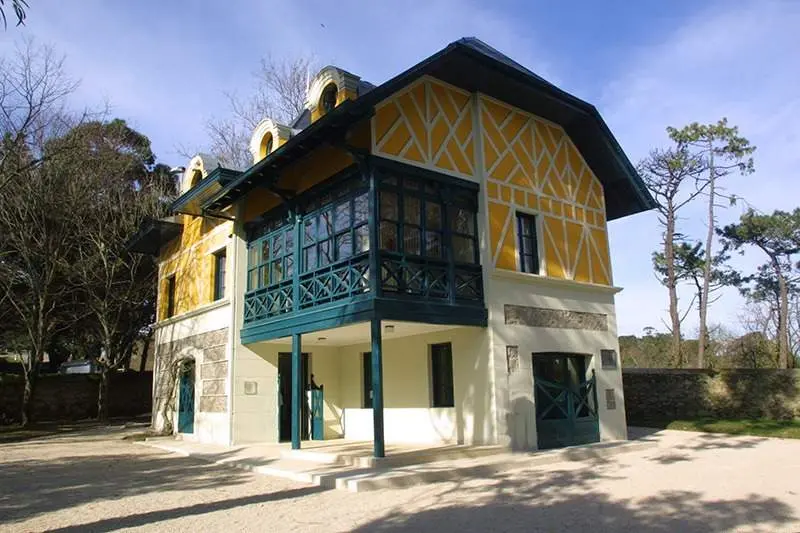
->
[480,95,611,285]
[372,77,475,178]
[157,216,231,321]
[370,76,612,286]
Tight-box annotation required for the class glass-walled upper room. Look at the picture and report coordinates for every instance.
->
[242,160,484,329]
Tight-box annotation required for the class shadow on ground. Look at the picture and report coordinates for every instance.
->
[0,443,299,526]
[352,462,796,533]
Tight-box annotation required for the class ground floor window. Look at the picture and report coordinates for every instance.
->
[430,343,454,407]
[362,352,373,408]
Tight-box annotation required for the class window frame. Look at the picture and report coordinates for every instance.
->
[247,225,294,291]
[378,172,478,264]
[515,211,543,275]
[430,342,455,408]
[212,248,227,301]
[165,274,176,319]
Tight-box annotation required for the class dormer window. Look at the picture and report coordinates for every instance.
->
[190,169,203,188]
[260,133,275,160]
[320,84,337,114]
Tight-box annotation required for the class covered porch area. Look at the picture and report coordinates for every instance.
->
[242,320,495,457]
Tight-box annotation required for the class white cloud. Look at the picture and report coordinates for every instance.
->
[602,0,800,335]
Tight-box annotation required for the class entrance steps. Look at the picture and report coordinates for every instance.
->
[144,437,656,493]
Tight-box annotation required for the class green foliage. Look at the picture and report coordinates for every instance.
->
[667,118,756,177]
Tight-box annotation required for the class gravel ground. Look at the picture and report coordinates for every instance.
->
[1,425,799,533]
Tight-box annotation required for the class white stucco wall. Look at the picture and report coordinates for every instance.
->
[487,272,627,449]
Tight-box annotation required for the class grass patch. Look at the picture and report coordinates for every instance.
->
[642,418,800,439]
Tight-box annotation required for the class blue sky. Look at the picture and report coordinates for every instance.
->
[2,0,798,336]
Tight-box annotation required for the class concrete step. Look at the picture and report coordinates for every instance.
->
[338,439,657,492]
[280,444,506,469]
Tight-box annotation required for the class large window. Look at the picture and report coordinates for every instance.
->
[302,191,369,272]
[430,343,454,407]
[247,226,294,290]
[378,174,477,263]
[165,275,176,318]
[516,213,540,274]
[213,249,226,301]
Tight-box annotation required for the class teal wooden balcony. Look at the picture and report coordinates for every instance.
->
[241,160,487,343]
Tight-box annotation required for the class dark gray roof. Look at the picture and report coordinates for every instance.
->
[204,38,656,220]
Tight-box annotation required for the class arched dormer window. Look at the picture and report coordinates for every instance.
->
[190,169,203,188]
[320,84,338,114]
[260,133,274,160]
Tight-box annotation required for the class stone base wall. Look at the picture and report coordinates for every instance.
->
[153,328,229,432]
[0,372,152,424]
[623,369,800,424]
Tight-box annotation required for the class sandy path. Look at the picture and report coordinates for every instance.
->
[1,426,799,532]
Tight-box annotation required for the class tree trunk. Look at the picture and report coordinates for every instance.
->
[777,269,790,369]
[21,369,35,426]
[98,366,110,422]
[698,155,715,369]
[665,206,683,367]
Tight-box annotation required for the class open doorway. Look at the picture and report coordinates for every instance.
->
[277,353,310,442]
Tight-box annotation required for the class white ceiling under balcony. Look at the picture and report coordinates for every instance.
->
[260,320,464,348]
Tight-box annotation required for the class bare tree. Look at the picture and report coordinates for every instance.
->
[0,39,79,192]
[0,40,83,425]
[198,55,315,169]
[0,0,28,29]
[639,146,706,367]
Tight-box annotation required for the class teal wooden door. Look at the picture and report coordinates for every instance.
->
[534,354,598,449]
[310,389,324,440]
[178,363,195,434]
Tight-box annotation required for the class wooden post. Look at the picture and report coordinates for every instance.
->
[370,317,385,458]
[291,333,302,450]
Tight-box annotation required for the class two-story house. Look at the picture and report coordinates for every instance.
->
[129,38,654,457]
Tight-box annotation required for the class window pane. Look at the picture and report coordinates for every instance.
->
[355,224,370,254]
[404,196,420,225]
[523,254,538,274]
[382,175,397,186]
[354,193,368,224]
[271,260,283,283]
[248,269,258,291]
[380,191,398,221]
[426,203,442,230]
[304,218,316,244]
[319,240,332,267]
[261,266,270,287]
[453,236,475,263]
[303,247,317,271]
[285,255,294,277]
[261,239,271,262]
[404,178,419,190]
[319,211,332,239]
[285,230,294,252]
[248,245,258,267]
[425,231,442,258]
[334,202,350,233]
[450,206,475,236]
[380,221,398,251]
[336,233,352,260]
[271,233,283,258]
[404,226,421,255]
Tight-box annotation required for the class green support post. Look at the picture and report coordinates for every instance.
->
[291,333,302,450]
[370,317,385,458]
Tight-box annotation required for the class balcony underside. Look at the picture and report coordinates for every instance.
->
[241,295,486,344]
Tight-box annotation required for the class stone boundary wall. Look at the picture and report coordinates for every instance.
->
[623,368,800,424]
[0,372,152,424]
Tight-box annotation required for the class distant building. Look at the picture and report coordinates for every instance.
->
[130,38,655,456]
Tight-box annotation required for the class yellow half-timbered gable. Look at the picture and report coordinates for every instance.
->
[481,95,611,286]
[372,76,476,179]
